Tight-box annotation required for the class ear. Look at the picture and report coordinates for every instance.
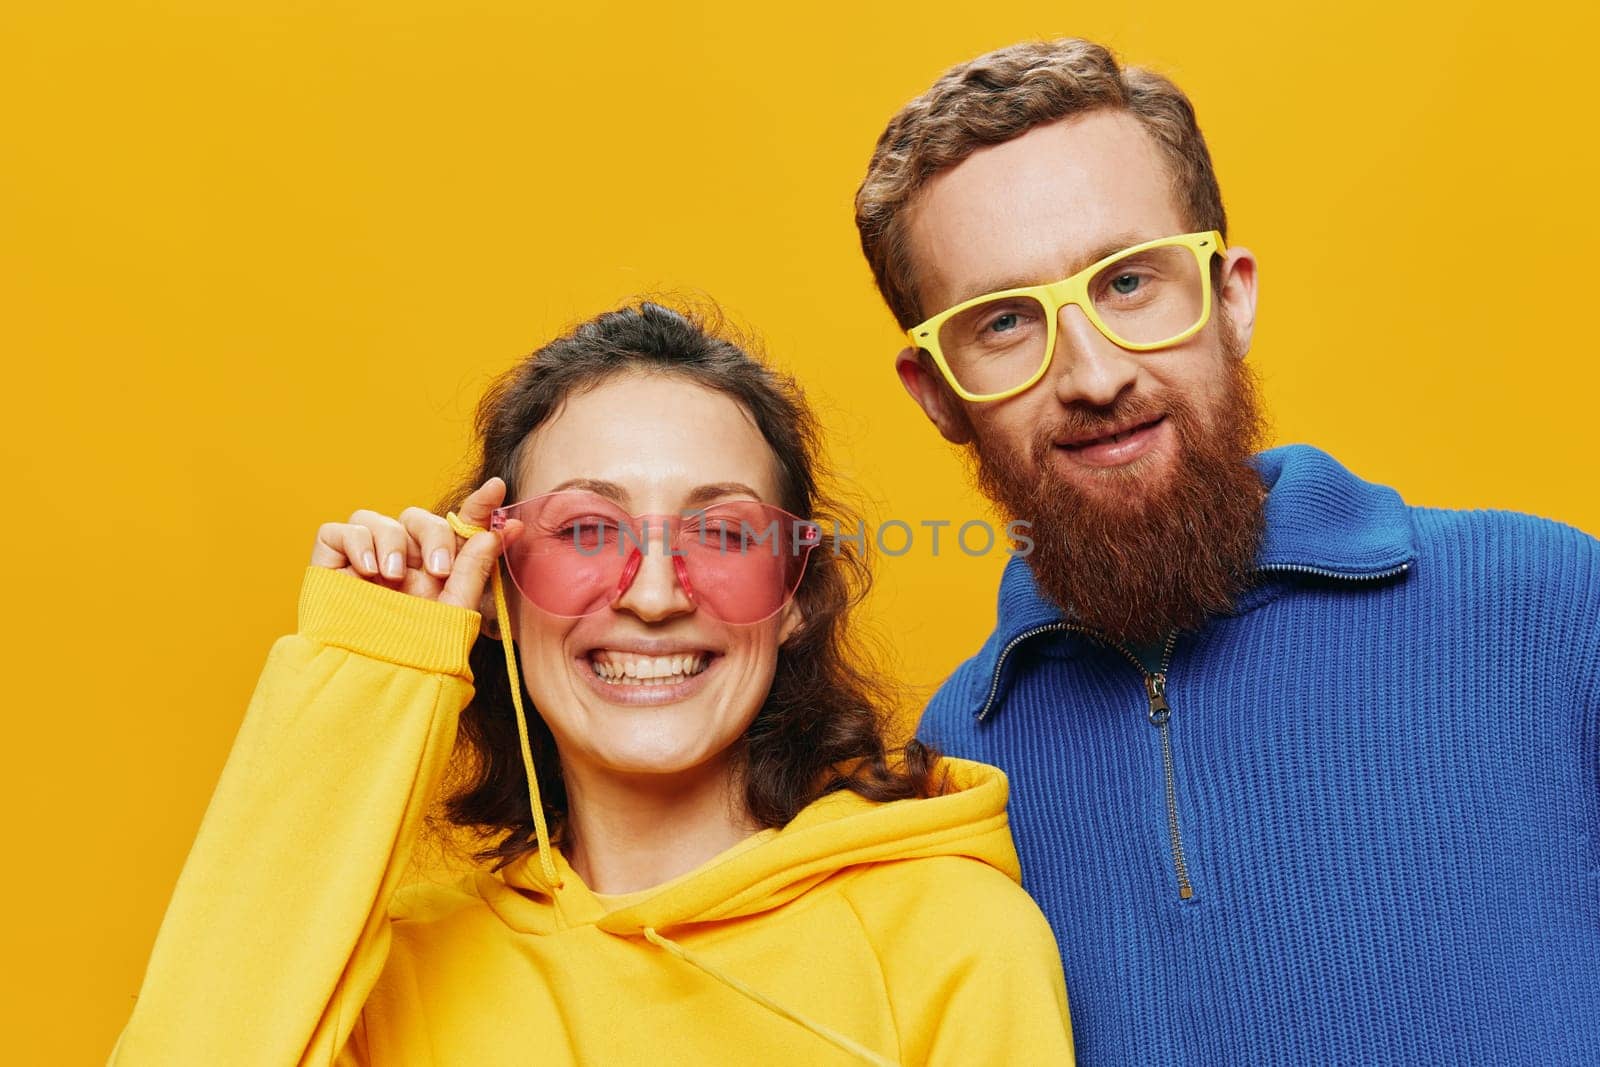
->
[1216,246,1259,357]
[776,597,804,647]
[477,575,516,641]
[478,593,501,640]
[895,347,974,445]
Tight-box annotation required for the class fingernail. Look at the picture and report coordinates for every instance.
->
[430,549,450,574]
[361,551,378,573]
[384,551,404,578]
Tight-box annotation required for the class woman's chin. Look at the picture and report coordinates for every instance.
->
[553,704,722,778]
[588,739,729,780]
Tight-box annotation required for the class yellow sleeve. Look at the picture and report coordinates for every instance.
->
[110,566,482,1067]
[848,857,1076,1066]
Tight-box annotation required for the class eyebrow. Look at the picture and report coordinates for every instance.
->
[545,478,764,510]
[950,231,1156,306]
[547,477,629,503]
[682,482,765,509]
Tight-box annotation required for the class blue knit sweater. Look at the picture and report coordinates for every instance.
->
[919,444,1600,1066]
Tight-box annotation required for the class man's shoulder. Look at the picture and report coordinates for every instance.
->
[1258,445,1599,586]
[920,654,986,743]
[1399,506,1599,654]
[919,554,1075,742]
[1407,503,1600,578]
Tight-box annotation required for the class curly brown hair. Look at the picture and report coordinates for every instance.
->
[855,37,1229,330]
[433,301,940,869]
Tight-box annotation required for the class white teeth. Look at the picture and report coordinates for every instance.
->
[588,649,710,684]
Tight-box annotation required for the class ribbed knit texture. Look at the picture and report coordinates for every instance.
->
[920,445,1600,1066]
[298,564,480,678]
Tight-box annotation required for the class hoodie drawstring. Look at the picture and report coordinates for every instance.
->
[642,927,896,1066]
[447,511,562,889]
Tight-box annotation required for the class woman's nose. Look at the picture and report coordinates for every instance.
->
[611,525,696,621]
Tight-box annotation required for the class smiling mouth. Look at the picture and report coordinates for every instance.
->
[587,649,713,686]
[1059,415,1166,450]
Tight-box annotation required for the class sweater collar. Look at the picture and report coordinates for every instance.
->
[965,443,1416,718]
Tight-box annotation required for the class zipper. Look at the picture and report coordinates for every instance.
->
[1075,628,1194,901]
[977,620,1194,900]
[1140,650,1193,901]
[1256,562,1410,581]
[977,623,1074,722]
[1114,631,1193,902]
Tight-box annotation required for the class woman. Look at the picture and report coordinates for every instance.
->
[111,303,1073,1065]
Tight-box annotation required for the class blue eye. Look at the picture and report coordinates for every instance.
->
[988,313,1020,333]
[1111,273,1141,295]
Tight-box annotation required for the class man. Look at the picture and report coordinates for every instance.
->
[855,38,1600,1065]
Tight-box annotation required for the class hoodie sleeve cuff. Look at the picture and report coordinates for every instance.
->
[296,565,480,679]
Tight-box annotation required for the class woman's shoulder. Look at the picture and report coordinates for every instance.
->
[840,851,1045,920]
[777,756,1047,943]
[832,853,1056,960]
[826,853,1063,992]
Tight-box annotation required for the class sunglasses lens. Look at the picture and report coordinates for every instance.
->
[498,493,632,617]
[495,494,818,624]
[677,503,817,624]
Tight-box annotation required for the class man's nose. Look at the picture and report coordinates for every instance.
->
[1049,302,1139,408]
[612,526,695,622]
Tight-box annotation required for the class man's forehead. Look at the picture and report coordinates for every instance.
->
[904,110,1189,313]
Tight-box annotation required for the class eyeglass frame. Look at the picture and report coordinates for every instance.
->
[905,230,1227,403]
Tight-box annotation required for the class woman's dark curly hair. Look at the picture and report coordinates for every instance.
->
[433,300,941,869]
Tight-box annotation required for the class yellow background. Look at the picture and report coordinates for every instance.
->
[4,1,1596,1059]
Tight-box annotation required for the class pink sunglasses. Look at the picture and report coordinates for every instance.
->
[489,490,822,625]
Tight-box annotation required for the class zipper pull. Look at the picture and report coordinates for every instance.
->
[1144,674,1170,726]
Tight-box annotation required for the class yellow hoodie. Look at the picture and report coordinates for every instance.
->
[112,566,1074,1066]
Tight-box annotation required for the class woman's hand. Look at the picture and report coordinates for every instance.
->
[310,477,508,612]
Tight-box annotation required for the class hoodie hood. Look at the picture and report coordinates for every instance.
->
[469,759,1022,1066]
[474,757,1017,936]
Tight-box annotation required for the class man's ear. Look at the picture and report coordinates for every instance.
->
[1216,246,1259,358]
[896,347,974,445]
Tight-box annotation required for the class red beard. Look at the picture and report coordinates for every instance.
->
[970,346,1268,647]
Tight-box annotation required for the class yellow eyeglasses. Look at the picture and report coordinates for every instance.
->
[907,230,1225,403]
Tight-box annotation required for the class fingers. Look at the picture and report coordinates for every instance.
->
[308,478,509,611]
[455,477,507,534]
[400,506,456,578]
[311,522,379,575]
[438,529,504,612]
[348,509,413,580]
